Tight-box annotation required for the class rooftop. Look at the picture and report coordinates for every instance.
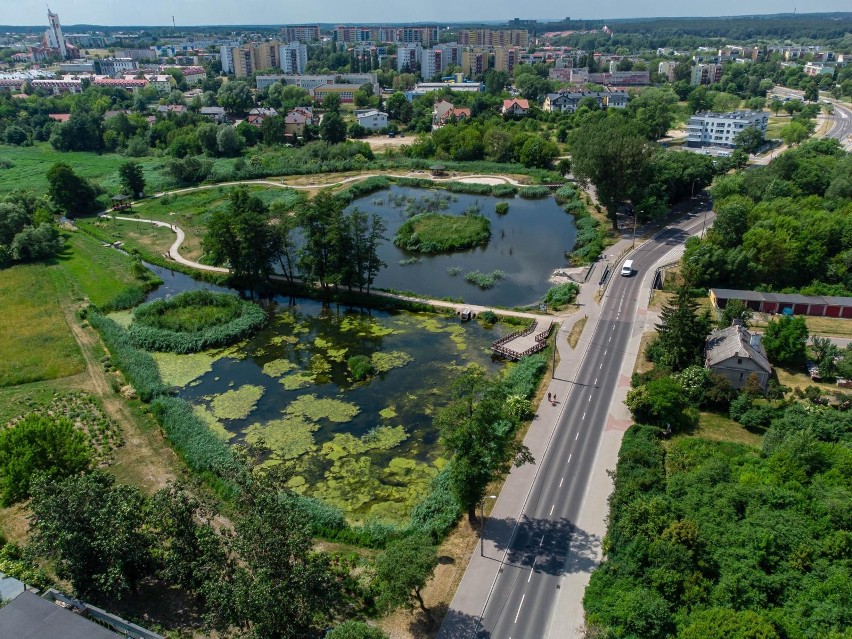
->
[705,324,771,373]
[0,591,120,639]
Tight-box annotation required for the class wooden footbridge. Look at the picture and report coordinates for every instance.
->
[491,319,553,360]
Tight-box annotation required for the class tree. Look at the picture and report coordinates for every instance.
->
[118,161,145,198]
[3,125,29,146]
[323,92,342,113]
[762,316,808,366]
[204,188,276,289]
[680,608,780,639]
[167,157,212,185]
[803,81,819,102]
[386,92,412,123]
[148,483,224,592]
[46,162,99,217]
[769,98,784,116]
[734,126,764,154]
[780,121,810,146]
[217,80,253,114]
[570,117,653,230]
[365,213,387,293]
[30,471,150,601]
[519,136,559,169]
[271,209,299,283]
[374,534,439,627]
[652,285,711,372]
[719,298,753,329]
[625,377,689,428]
[204,469,339,639]
[267,83,311,111]
[320,111,347,144]
[0,414,91,506]
[325,621,388,639]
[196,122,219,155]
[810,336,839,378]
[627,88,679,140]
[437,366,534,524]
[9,224,62,263]
[216,125,244,157]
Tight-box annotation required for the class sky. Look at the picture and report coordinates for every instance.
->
[3,0,848,26]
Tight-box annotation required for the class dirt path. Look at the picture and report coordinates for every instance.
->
[58,297,179,493]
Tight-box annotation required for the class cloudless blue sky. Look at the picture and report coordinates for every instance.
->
[4,0,847,26]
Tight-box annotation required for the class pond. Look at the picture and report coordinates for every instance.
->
[347,186,577,307]
[137,268,511,526]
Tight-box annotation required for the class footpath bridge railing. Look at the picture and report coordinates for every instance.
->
[491,320,553,360]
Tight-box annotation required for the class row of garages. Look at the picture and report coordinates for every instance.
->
[710,288,852,319]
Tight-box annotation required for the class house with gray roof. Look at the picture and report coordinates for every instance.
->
[704,324,771,390]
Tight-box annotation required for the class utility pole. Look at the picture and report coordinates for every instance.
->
[629,204,637,250]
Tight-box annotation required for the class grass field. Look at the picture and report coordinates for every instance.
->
[0,143,173,197]
[0,263,85,387]
[675,411,763,448]
[52,230,151,307]
[567,316,588,349]
[751,313,852,339]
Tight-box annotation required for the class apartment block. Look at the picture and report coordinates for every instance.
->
[334,25,438,46]
[493,46,519,74]
[279,42,308,74]
[281,25,321,42]
[658,60,677,82]
[458,29,528,48]
[256,73,379,96]
[221,41,280,77]
[421,44,462,79]
[543,90,629,113]
[397,43,422,72]
[686,110,768,148]
[690,63,723,86]
[461,47,489,77]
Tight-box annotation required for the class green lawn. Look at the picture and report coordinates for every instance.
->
[394,212,491,253]
[0,143,173,197]
[674,411,763,448]
[52,230,153,307]
[0,262,85,387]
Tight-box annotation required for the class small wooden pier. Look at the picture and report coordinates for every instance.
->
[491,320,553,360]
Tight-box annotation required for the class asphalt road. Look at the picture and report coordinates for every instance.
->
[773,86,852,148]
[474,209,712,639]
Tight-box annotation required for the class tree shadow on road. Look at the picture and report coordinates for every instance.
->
[482,515,601,577]
[434,607,493,639]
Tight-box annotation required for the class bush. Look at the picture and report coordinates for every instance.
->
[391,177,435,189]
[88,311,169,401]
[464,269,506,289]
[325,621,389,639]
[348,354,374,381]
[99,285,148,314]
[443,181,493,195]
[519,186,550,199]
[479,310,498,324]
[394,213,490,253]
[495,202,509,215]
[129,290,267,354]
[491,184,517,197]
[555,184,578,200]
[503,352,548,399]
[542,282,579,309]
[0,414,91,506]
[335,175,391,202]
[150,396,233,473]
[408,467,462,540]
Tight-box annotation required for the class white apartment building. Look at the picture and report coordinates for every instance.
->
[658,61,677,82]
[220,45,234,74]
[686,110,768,148]
[421,44,461,79]
[256,73,379,95]
[279,42,308,74]
[397,43,422,73]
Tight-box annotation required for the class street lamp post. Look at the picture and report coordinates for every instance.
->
[630,204,638,250]
[480,495,497,557]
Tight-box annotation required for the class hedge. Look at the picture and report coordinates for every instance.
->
[519,185,551,199]
[150,396,234,473]
[129,290,267,354]
[88,311,169,401]
[335,175,391,202]
[442,181,494,195]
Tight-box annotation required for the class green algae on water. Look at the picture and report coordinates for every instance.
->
[192,404,234,441]
[262,358,297,378]
[285,394,360,423]
[370,350,413,373]
[209,384,264,420]
[244,416,318,461]
[153,351,218,387]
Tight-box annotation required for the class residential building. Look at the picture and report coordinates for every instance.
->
[704,324,771,391]
[685,110,768,148]
[658,60,677,82]
[279,42,308,74]
[94,77,149,92]
[493,47,519,74]
[421,44,462,79]
[59,60,95,74]
[461,47,489,77]
[502,98,530,116]
[200,106,227,123]
[114,48,157,61]
[285,107,314,137]
[458,29,528,48]
[401,26,439,47]
[30,78,83,94]
[246,107,278,126]
[141,74,176,93]
[156,104,187,115]
[567,68,650,86]
[222,41,280,77]
[397,43,422,73]
[543,90,628,113]
[432,100,471,126]
[355,109,388,130]
[281,25,321,42]
[312,83,361,103]
[804,62,835,76]
[333,25,437,46]
[219,45,234,74]
[690,63,723,86]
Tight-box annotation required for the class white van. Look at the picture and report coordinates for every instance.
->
[621,260,634,277]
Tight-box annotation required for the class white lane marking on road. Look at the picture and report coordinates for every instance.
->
[549,504,555,516]
[540,535,545,547]
[587,395,592,402]
[559,477,564,487]
[594,377,598,385]
[582,412,586,420]
[528,559,536,582]
[575,432,579,440]
[514,594,525,623]
[599,362,603,369]
[604,349,608,355]
[568,454,572,464]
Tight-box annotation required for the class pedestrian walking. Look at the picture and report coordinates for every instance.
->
[553,393,557,403]
[547,392,551,402]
